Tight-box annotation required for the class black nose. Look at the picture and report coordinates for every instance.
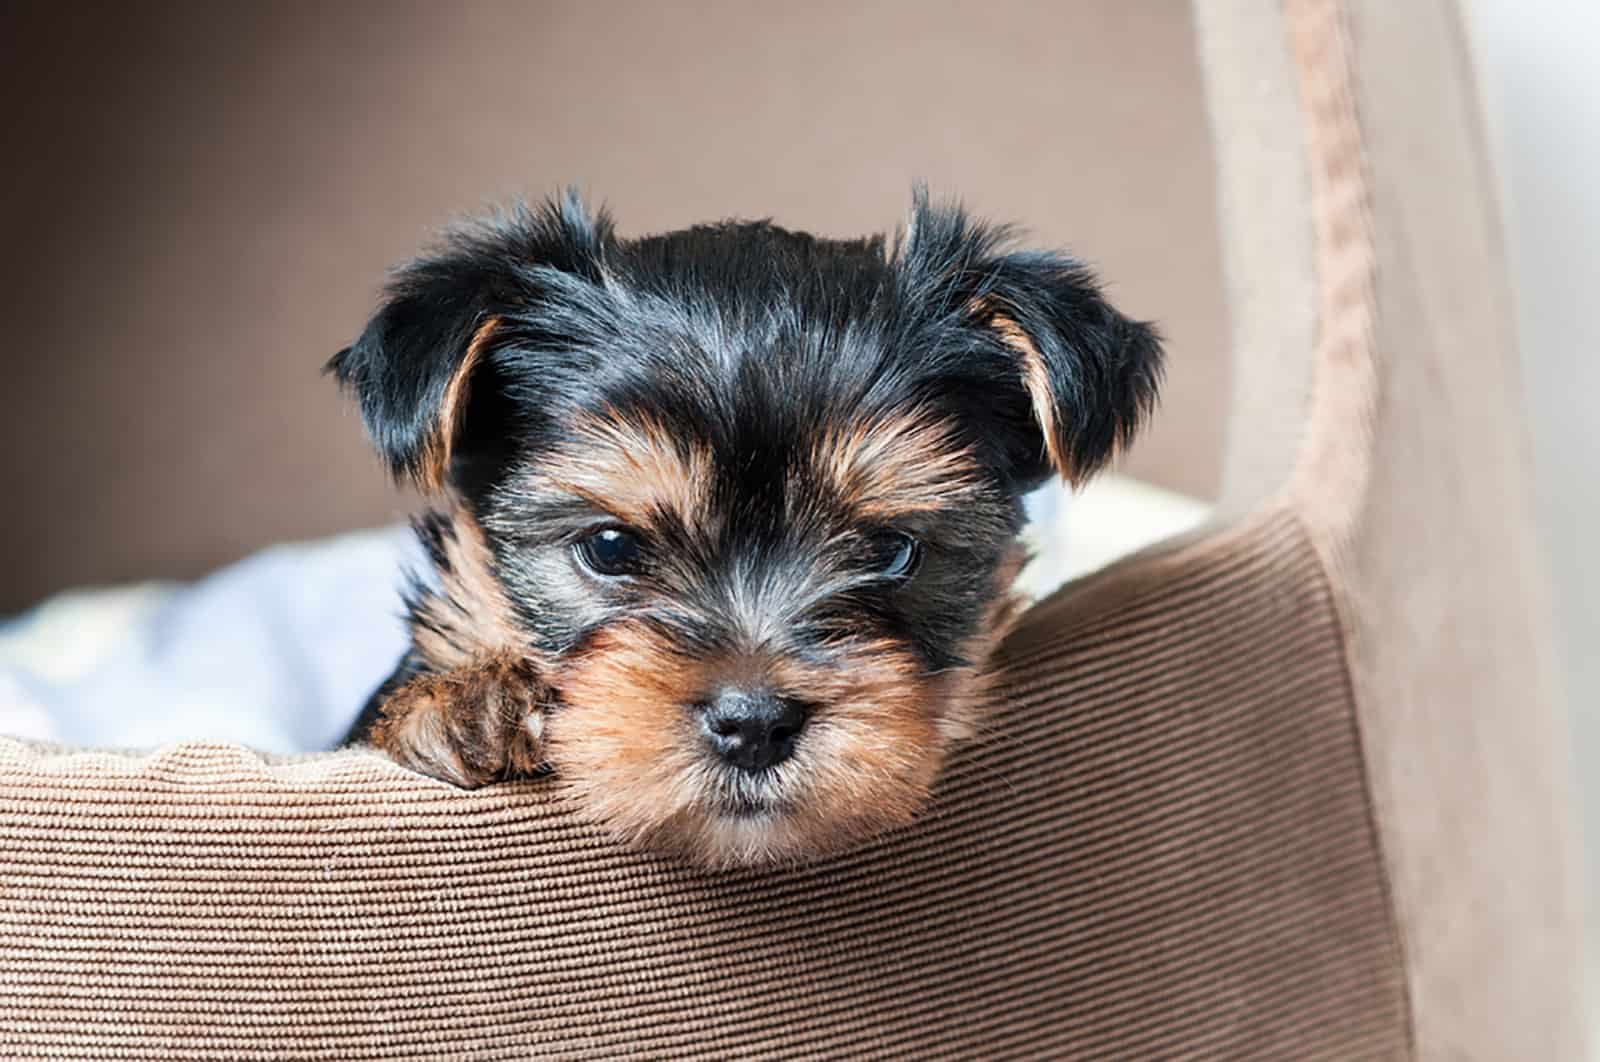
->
[699,688,809,772]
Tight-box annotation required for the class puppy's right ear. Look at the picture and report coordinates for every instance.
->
[328,193,612,492]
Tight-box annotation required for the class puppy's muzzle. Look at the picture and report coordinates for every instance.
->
[698,688,810,772]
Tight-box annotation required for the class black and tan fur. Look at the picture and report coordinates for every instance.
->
[332,189,1163,866]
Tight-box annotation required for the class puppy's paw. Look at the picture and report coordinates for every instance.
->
[369,655,548,788]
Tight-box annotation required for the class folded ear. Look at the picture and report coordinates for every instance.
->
[327,192,612,492]
[898,190,1165,486]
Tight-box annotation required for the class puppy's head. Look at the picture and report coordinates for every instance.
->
[332,190,1162,865]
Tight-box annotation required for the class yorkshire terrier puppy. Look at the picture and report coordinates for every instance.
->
[334,189,1162,866]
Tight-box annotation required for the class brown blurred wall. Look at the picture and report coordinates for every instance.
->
[0,1,1227,613]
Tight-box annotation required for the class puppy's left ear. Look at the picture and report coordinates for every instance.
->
[901,193,1165,486]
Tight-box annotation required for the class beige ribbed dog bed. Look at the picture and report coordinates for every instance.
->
[0,1,1583,1057]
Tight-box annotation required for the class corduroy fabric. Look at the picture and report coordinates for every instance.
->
[1,510,1409,1060]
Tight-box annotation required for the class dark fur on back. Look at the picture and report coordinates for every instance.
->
[331,188,1163,865]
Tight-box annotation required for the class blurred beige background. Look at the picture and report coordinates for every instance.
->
[0,1,1229,613]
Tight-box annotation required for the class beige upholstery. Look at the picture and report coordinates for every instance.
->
[1306,4,1586,1054]
[0,1,1583,1057]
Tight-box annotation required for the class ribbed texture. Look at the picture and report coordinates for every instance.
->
[1,509,1407,1059]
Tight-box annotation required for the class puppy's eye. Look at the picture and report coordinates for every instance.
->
[867,530,921,580]
[575,527,646,577]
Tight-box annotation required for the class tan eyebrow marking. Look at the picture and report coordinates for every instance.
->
[812,409,984,519]
[535,409,714,529]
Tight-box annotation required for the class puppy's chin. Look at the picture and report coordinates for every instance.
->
[545,726,950,869]
[542,622,981,868]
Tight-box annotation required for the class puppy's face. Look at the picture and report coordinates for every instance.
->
[481,392,1025,866]
[333,191,1162,865]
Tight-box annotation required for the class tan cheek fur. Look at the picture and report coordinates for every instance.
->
[407,506,534,672]
[938,540,1029,743]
